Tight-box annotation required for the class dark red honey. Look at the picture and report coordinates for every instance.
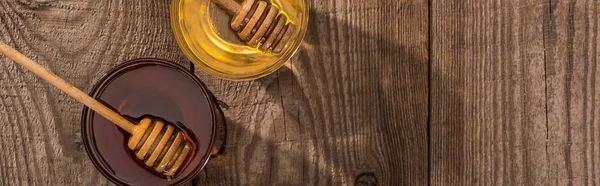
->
[81,58,218,186]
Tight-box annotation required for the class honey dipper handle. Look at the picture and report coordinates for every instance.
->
[212,0,241,15]
[0,41,136,134]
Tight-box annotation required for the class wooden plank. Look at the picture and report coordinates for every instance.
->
[193,0,429,185]
[0,0,190,185]
[430,0,549,185]
[545,1,600,185]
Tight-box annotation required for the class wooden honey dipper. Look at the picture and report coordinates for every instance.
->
[0,41,192,178]
[212,0,296,53]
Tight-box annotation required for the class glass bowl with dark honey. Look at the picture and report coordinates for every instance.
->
[81,58,218,185]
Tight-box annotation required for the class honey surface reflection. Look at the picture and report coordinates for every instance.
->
[82,60,216,185]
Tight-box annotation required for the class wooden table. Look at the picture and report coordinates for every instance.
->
[0,0,598,185]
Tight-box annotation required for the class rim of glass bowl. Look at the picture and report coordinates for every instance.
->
[80,58,218,186]
[170,0,310,81]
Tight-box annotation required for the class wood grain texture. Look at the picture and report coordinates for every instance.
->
[430,0,549,185]
[4,0,599,185]
[545,0,600,185]
[0,0,190,185]
[193,0,429,185]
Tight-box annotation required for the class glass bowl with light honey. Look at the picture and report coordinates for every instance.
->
[81,58,221,185]
[170,0,309,81]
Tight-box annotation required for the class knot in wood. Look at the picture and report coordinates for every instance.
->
[354,172,377,186]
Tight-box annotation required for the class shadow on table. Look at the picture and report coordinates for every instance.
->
[194,5,465,185]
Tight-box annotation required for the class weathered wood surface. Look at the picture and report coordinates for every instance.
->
[0,0,190,185]
[431,0,599,185]
[545,1,600,185]
[430,0,549,185]
[1,0,600,185]
[193,0,429,185]
[1,0,429,185]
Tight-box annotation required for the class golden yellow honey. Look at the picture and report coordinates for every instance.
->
[171,0,309,80]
